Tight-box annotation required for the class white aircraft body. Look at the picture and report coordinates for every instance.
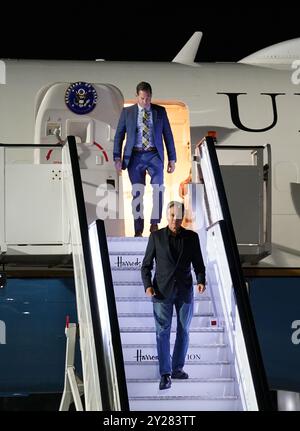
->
[1,32,300,267]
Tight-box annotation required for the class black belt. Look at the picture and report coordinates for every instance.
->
[133,147,157,153]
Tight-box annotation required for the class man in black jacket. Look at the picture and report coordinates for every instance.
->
[141,201,206,390]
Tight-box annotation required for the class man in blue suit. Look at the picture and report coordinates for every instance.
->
[113,82,177,237]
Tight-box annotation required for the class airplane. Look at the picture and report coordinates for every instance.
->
[0,32,300,411]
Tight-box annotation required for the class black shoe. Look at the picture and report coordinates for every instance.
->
[159,374,171,390]
[171,369,189,379]
[134,231,143,237]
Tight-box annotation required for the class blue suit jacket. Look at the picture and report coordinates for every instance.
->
[113,103,176,169]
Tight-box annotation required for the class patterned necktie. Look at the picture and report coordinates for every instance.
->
[142,109,150,149]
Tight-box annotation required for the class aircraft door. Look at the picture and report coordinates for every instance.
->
[34,82,125,236]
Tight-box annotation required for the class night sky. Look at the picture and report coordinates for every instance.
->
[2,6,300,62]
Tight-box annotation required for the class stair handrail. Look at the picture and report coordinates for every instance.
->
[193,135,274,411]
[62,135,129,410]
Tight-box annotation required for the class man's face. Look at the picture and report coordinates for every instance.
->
[136,90,151,109]
[167,206,183,233]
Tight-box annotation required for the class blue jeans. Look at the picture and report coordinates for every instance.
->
[127,151,164,234]
[152,287,194,376]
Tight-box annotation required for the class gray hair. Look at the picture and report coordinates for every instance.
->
[167,200,185,217]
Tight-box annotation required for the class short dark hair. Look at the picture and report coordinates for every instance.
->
[167,200,185,217]
[136,81,152,95]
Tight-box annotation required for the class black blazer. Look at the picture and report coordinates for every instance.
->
[141,227,206,299]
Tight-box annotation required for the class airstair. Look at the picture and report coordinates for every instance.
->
[108,236,238,410]
[103,136,273,411]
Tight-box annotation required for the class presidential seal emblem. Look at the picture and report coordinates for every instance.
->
[65,82,98,115]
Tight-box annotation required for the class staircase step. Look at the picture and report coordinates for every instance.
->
[111,268,201,284]
[116,297,213,314]
[107,237,148,253]
[111,269,144,283]
[110,256,198,284]
[117,315,213,328]
[120,328,224,344]
[113,282,210,298]
[129,396,240,411]
[127,377,235,397]
[122,344,228,362]
[124,361,232,379]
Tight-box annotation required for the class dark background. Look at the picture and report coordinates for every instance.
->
[2,6,300,62]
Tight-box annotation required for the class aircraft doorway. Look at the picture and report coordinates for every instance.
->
[122,101,191,237]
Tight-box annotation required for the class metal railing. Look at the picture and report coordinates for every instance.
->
[215,144,272,263]
[62,136,129,410]
[192,136,274,410]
